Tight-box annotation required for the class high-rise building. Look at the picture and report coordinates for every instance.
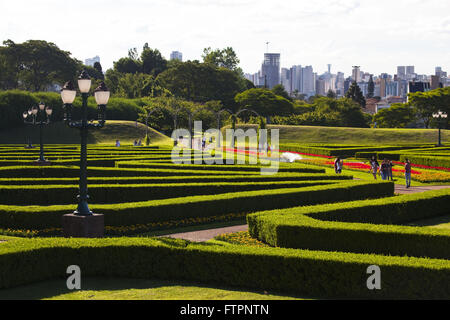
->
[85,56,100,67]
[170,51,183,61]
[301,66,315,97]
[352,66,361,82]
[397,66,406,80]
[280,68,291,92]
[261,53,280,89]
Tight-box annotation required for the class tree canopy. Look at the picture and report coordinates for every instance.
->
[0,39,80,91]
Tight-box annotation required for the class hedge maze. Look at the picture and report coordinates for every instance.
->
[0,144,449,299]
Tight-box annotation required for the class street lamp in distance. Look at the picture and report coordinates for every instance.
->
[22,102,52,164]
[432,111,447,147]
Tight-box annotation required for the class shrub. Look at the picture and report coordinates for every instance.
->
[0,237,449,299]
[248,189,450,259]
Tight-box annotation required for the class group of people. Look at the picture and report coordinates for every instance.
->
[114,139,143,147]
[369,156,412,188]
[334,155,412,188]
[369,157,394,181]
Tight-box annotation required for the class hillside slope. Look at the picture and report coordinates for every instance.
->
[225,124,449,145]
[0,120,173,145]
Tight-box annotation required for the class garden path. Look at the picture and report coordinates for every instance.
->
[161,184,450,242]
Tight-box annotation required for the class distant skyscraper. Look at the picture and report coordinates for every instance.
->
[170,51,183,61]
[397,66,406,80]
[352,66,361,82]
[301,66,315,97]
[261,53,280,89]
[85,56,100,67]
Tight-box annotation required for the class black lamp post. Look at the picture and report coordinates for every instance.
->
[60,70,110,237]
[22,102,52,164]
[433,111,448,147]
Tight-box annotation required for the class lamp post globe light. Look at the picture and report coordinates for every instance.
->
[60,70,110,238]
[432,111,447,147]
[22,102,53,164]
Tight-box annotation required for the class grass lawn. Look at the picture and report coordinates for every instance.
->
[224,124,449,145]
[0,120,173,145]
[0,277,304,300]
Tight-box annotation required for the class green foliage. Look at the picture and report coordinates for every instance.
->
[1,236,449,298]
[373,104,415,128]
[272,84,293,101]
[248,189,450,259]
[409,87,450,129]
[234,88,294,117]
[0,39,80,91]
[367,75,375,98]
[156,61,247,109]
[345,81,366,107]
[202,47,240,71]
[0,180,391,230]
[272,97,369,128]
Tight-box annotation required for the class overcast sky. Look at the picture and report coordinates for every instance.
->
[1,0,449,76]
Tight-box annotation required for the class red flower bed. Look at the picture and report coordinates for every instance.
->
[392,161,450,172]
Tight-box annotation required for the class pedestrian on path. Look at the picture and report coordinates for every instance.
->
[388,160,393,180]
[405,158,412,188]
[334,156,343,174]
[370,156,379,180]
[380,159,390,180]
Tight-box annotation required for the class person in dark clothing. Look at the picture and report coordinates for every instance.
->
[380,159,390,180]
[405,158,412,188]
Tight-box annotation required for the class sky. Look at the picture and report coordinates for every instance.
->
[1,0,449,77]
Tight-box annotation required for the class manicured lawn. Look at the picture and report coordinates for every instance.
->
[0,278,304,300]
[0,120,173,145]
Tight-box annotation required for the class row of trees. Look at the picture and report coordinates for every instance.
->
[1,39,448,132]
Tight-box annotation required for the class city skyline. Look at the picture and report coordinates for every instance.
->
[0,0,448,76]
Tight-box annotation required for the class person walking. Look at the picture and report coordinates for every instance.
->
[380,159,389,180]
[115,139,121,147]
[334,156,343,174]
[405,158,412,188]
[370,156,379,179]
[388,160,394,181]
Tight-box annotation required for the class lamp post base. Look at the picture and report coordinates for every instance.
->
[33,160,52,166]
[62,213,104,238]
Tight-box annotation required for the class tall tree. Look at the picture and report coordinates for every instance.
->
[202,47,240,71]
[93,61,104,80]
[367,75,375,98]
[0,39,80,91]
[272,84,293,101]
[345,81,366,107]
[156,61,246,109]
[140,46,167,76]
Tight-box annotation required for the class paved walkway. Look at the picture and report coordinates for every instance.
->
[394,184,450,194]
[161,224,248,242]
[162,184,450,243]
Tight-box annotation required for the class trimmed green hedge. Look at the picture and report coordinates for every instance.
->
[0,166,262,178]
[0,237,449,299]
[0,181,393,230]
[248,189,450,259]
[116,160,326,173]
[0,181,336,205]
[0,173,353,186]
[399,155,450,168]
